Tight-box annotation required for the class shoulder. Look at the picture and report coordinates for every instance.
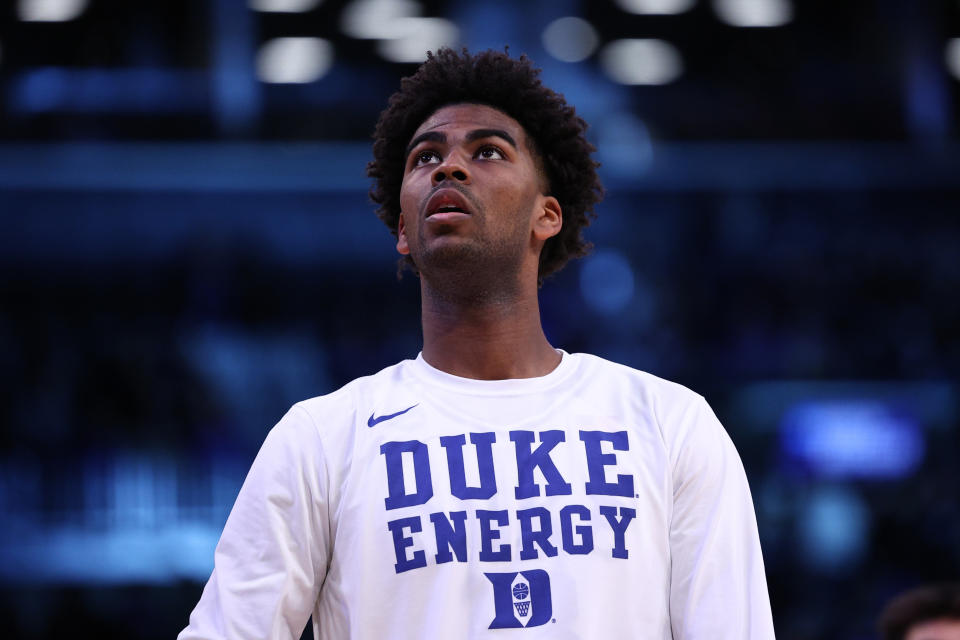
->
[570,352,705,411]
[255,359,415,474]
[288,358,415,434]
[568,352,721,452]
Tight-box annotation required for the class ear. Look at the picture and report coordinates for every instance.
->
[532,195,562,242]
[396,213,410,255]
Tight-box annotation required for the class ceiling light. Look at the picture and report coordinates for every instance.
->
[256,38,333,83]
[946,38,960,81]
[614,0,696,15]
[541,17,599,63]
[600,39,683,85]
[341,0,422,39]
[713,0,792,27]
[18,0,87,21]
[249,0,322,12]
[376,17,458,63]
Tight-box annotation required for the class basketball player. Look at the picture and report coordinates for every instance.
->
[179,48,775,639]
[879,584,960,640]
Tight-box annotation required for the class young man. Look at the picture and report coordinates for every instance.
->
[179,49,775,639]
[879,584,960,640]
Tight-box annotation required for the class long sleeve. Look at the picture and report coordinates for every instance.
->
[667,396,775,639]
[179,404,330,640]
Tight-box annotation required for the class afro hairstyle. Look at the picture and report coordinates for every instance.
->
[367,48,603,284]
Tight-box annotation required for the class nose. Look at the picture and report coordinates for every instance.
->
[431,153,470,186]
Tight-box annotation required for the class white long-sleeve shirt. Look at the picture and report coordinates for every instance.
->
[179,352,775,639]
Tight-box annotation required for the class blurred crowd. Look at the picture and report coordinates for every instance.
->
[1,1,959,638]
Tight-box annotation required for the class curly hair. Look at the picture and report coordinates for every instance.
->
[367,48,603,284]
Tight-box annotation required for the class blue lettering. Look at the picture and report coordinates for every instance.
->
[485,570,553,629]
[380,440,433,510]
[560,504,594,554]
[599,505,636,559]
[477,509,512,561]
[517,507,558,560]
[429,511,468,564]
[522,569,554,627]
[511,430,573,499]
[387,516,426,573]
[580,430,635,497]
[440,432,497,500]
[484,572,523,628]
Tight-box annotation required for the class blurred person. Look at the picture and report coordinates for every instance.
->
[179,49,774,639]
[879,584,960,640]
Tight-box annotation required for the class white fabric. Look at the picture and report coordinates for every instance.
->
[179,352,775,639]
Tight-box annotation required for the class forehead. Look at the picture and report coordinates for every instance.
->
[411,103,527,143]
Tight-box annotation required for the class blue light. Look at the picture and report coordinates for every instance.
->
[797,485,870,573]
[0,451,247,585]
[781,400,925,479]
[0,525,222,584]
[579,248,635,315]
[595,112,654,177]
[10,68,207,113]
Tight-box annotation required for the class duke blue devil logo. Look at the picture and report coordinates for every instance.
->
[484,570,552,628]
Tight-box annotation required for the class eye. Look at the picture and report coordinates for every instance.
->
[476,145,505,160]
[412,149,440,167]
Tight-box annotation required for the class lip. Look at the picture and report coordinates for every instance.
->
[424,188,474,219]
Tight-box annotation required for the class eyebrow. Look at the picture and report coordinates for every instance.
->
[404,128,518,159]
[405,131,445,159]
[466,128,517,149]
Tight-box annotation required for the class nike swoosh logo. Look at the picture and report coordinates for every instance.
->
[367,404,418,428]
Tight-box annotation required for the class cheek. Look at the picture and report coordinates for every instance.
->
[399,176,418,214]
[398,181,419,239]
[501,181,541,218]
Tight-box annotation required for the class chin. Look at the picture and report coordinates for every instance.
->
[417,240,485,271]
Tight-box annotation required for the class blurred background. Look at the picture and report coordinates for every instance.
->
[1,0,958,638]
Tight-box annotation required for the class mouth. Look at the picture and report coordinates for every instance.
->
[424,189,473,219]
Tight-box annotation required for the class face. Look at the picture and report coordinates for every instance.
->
[906,619,960,640]
[397,103,561,282]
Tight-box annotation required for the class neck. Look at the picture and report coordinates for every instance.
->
[419,275,560,380]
